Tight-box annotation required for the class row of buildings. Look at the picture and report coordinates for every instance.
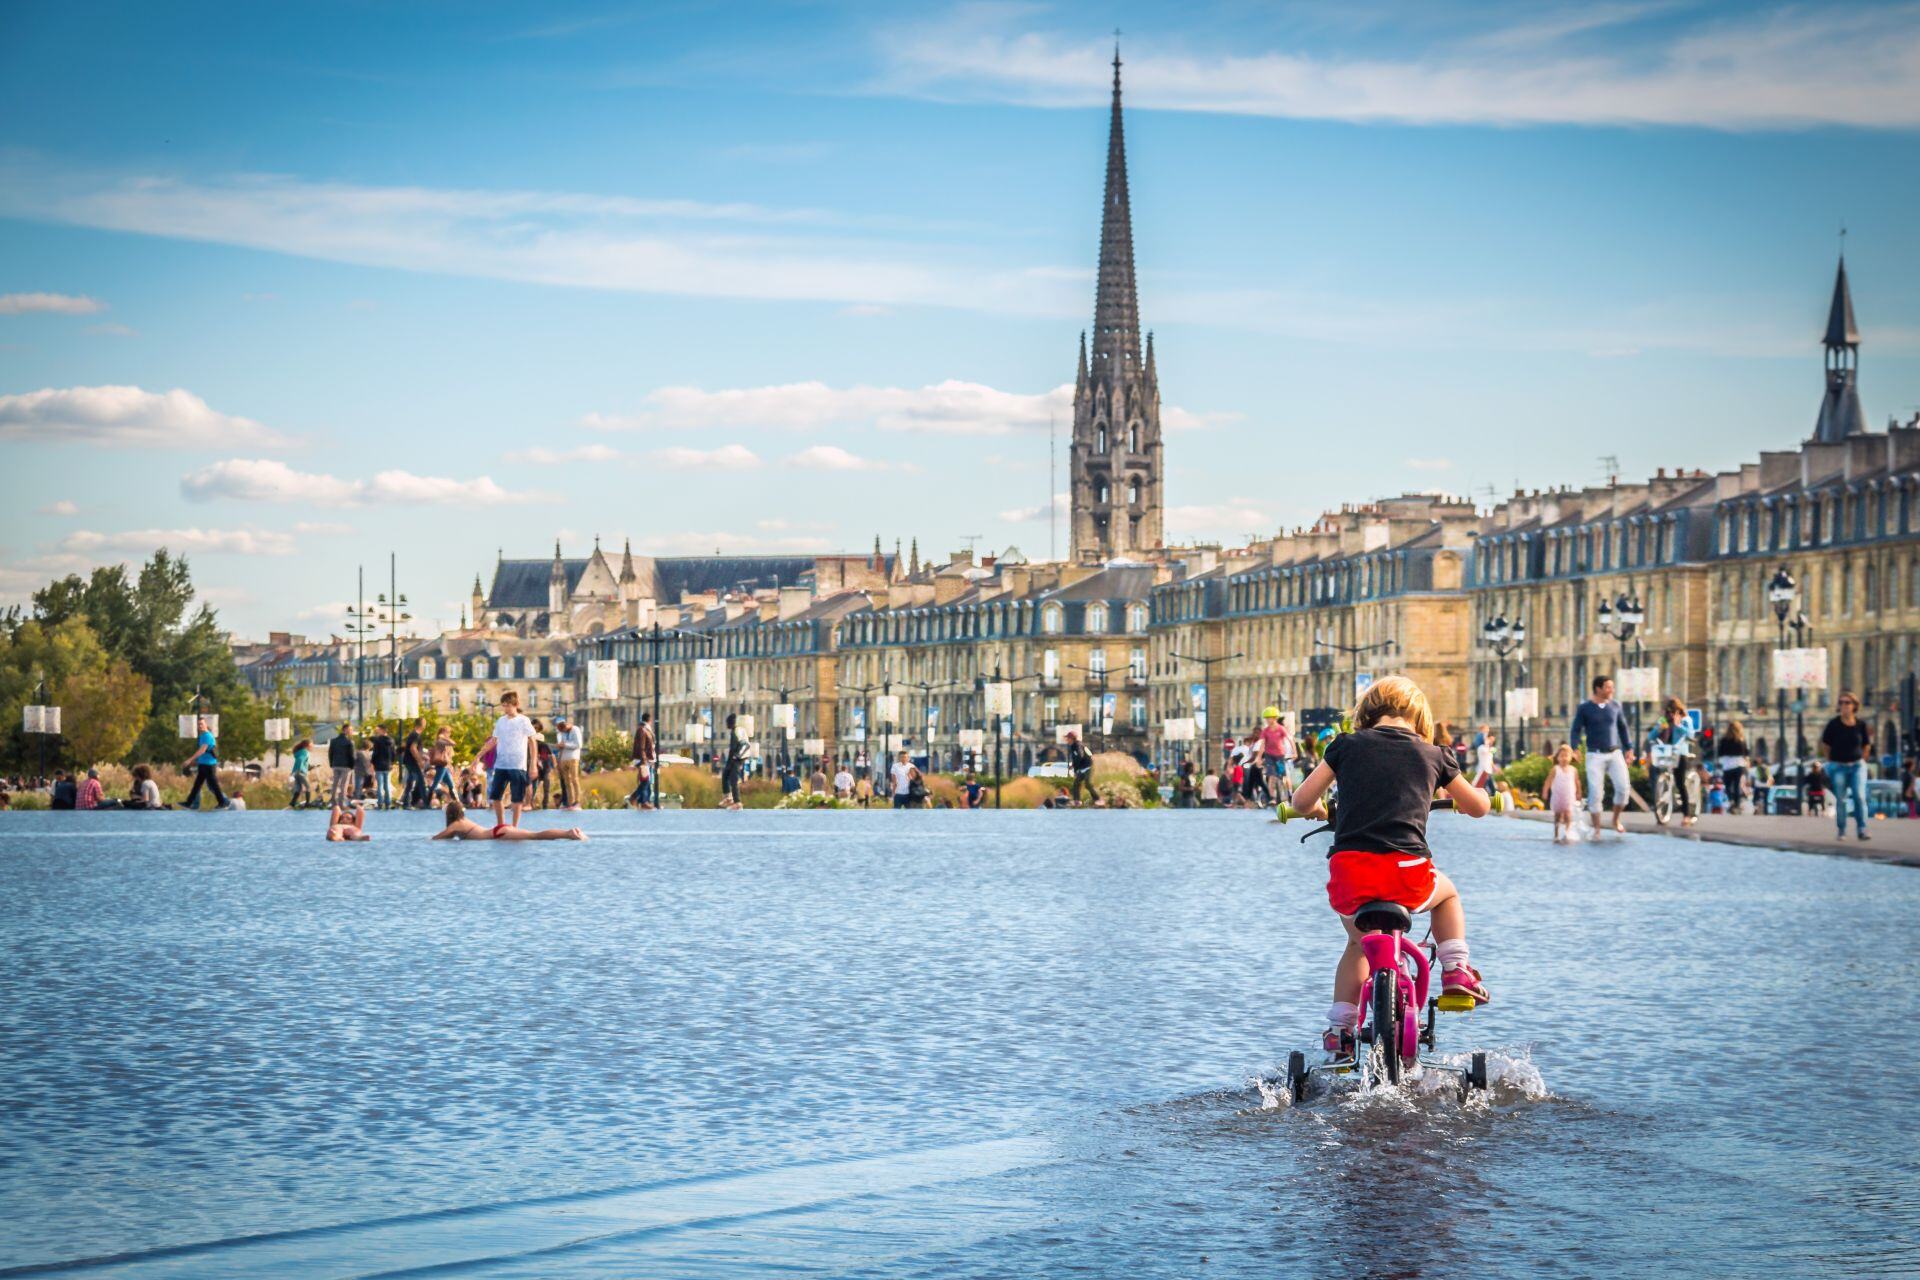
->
[237,51,1920,774]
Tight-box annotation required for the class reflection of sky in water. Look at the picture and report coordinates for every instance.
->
[2,812,1914,1277]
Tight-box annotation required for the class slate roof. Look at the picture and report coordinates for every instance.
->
[1040,565,1158,602]
[487,554,823,609]
[488,559,588,609]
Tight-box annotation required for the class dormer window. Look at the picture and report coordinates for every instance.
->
[1043,604,1064,634]
[1087,603,1109,631]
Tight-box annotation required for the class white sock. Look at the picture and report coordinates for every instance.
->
[1436,939,1470,973]
[1327,1001,1359,1030]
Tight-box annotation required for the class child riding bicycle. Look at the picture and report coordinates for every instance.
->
[1285,676,1493,1055]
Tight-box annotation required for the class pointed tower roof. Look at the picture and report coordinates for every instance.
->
[620,537,637,583]
[1090,43,1140,375]
[1824,255,1860,348]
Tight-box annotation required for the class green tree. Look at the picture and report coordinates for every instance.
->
[584,729,631,772]
[0,616,113,772]
[56,660,152,768]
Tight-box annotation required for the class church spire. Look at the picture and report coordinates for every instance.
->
[1090,42,1139,374]
[1814,250,1867,443]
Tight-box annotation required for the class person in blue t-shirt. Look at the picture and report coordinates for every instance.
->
[183,716,234,811]
[1570,675,1631,835]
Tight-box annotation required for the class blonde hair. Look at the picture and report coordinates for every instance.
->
[1350,675,1437,744]
[1553,743,1574,765]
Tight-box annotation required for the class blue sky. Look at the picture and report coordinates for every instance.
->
[3,0,1918,637]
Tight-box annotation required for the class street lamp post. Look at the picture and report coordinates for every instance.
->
[901,678,966,770]
[1768,567,1797,766]
[1171,650,1244,776]
[1313,634,1392,715]
[1597,591,1647,744]
[1481,613,1528,763]
[976,666,1043,808]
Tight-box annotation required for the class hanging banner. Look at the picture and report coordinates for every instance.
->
[685,721,708,743]
[850,705,867,741]
[735,714,755,738]
[22,705,62,734]
[1055,723,1083,744]
[179,714,219,738]
[1355,671,1375,698]
[1503,688,1540,721]
[1615,666,1661,702]
[1163,717,1196,742]
[802,736,826,756]
[1771,647,1829,691]
[874,694,900,724]
[1190,682,1208,731]
[379,687,421,718]
[958,727,986,752]
[1101,692,1117,735]
[263,717,293,742]
[771,703,797,730]
[983,681,1013,716]
[926,704,940,738]
[693,658,728,698]
[587,660,620,701]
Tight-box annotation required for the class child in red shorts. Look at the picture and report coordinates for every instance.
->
[1286,675,1492,1054]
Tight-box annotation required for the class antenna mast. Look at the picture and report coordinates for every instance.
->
[1049,412,1058,562]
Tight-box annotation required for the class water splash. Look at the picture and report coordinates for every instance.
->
[1251,1044,1550,1112]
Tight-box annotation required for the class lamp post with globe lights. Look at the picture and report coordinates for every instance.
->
[1482,613,1528,762]
[1598,591,1647,744]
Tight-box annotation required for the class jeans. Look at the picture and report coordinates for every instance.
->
[628,767,652,806]
[1586,750,1631,812]
[1826,761,1868,834]
[402,763,427,808]
[184,764,227,810]
[375,770,392,808]
[289,772,310,807]
[429,764,453,800]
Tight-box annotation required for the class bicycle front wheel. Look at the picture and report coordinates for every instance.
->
[1653,770,1674,825]
[1371,969,1402,1085]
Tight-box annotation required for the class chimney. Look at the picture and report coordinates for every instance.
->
[778,585,812,620]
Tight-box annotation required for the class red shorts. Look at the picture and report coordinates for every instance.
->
[1326,849,1436,917]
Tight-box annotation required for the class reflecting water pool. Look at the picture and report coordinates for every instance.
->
[2,810,1914,1277]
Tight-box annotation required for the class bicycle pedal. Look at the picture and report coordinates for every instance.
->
[1435,993,1478,1013]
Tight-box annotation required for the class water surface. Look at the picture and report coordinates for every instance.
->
[1,810,1913,1277]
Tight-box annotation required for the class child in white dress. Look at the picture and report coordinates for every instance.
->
[1548,744,1582,843]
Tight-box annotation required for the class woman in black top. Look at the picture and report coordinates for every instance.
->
[721,713,747,810]
[1286,676,1491,1055]
[1819,691,1873,839]
[1717,720,1749,814]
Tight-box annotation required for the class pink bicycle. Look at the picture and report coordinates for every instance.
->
[1286,897,1489,1102]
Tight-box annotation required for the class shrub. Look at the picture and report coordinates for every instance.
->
[583,730,631,773]
[1495,753,1553,797]
[739,778,784,809]
[779,789,852,809]
[7,790,49,810]
[1095,779,1143,808]
[658,764,719,809]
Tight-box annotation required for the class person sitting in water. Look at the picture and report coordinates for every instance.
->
[326,805,370,842]
[431,800,585,841]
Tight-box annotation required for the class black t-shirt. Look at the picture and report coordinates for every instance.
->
[328,735,354,768]
[1821,718,1871,764]
[404,730,422,763]
[1323,725,1460,860]
[370,733,395,769]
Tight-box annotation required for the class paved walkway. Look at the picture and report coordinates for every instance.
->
[1507,808,1920,867]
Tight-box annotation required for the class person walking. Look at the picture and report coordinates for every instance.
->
[889,749,917,809]
[327,723,355,808]
[1820,691,1873,841]
[628,712,656,809]
[527,719,555,808]
[289,738,312,808]
[1717,720,1750,814]
[369,723,396,810]
[834,761,854,800]
[1570,675,1632,835]
[1471,724,1497,792]
[1065,730,1093,805]
[720,713,748,809]
[183,714,234,810]
[1174,757,1197,808]
[476,690,536,831]
[555,715,584,810]
[1649,697,1697,827]
[427,726,456,803]
[402,717,429,809]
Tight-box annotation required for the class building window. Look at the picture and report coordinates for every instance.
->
[1129,647,1147,680]
[1127,478,1140,505]
[1043,604,1064,634]
[1130,697,1147,729]
[1044,694,1060,725]
[1097,425,1108,453]
[449,688,461,710]
[1087,603,1109,631]
[528,688,539,711]
[420,658,436,680]
[1090,649,1108,678]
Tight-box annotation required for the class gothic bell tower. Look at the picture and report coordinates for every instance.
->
[1070,45,1163,563]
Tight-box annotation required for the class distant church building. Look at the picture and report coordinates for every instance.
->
[1069,47,1164,564]
[1814,252,1869,444]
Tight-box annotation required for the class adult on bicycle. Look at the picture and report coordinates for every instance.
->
[1570,674,1631,836]
[1648,697,1697,827]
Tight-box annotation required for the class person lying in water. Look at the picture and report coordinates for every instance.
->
[432,800,586,841]
[326,805,370,842]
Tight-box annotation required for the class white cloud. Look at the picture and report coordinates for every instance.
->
[1165,500,1271,538]
[35,499,79,516]
[181,458,548,506]
[645,444,762,470]
[593,379,1233,436]
[293,520,353,535]
[0,385,290,448]
[295,600,353,622]
[756,518,834,532]
[0,292,106,315]
[1406,457,1455,472]
[0,161,1081,316]
[999,493,1069,523]
[87,322,137,337]
[785,444,914,472]
[503,443,622,465]
[876,7,1920,129]
[62,527,297,556]
[632,530,836,555]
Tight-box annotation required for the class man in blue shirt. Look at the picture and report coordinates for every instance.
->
[183,715,234,811]
[1570,675,1630,835]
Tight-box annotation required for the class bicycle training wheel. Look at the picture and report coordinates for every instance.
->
[1653,771,1674,825]
[1371,970,1402,1085]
